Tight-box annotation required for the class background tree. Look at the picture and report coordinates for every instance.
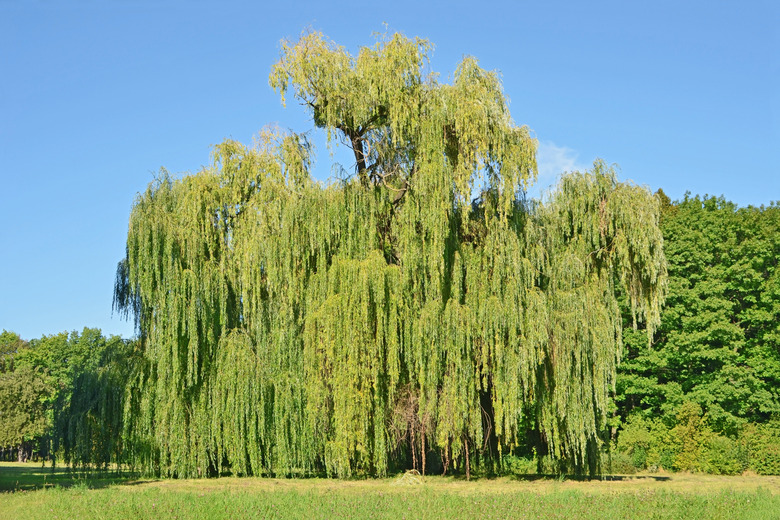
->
[0,365,53,462]
[0,330,26,373]
[52,333,137,470]
[2,328,135,467]
[617,196,780,434]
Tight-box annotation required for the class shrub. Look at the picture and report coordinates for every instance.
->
[603,451,637,475]
[502,454,537,475]
[615,415,653,471]
[670,402,712,472]
[616,414,678,471]
[742,420,780,475]
[704,435,745,475]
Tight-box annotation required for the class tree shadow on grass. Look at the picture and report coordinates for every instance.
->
[505,473,671,482]
[0,463,143,492]
[402,472,671,483]
[0,462,673,493]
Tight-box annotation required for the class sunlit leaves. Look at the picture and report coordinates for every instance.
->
[116,33,666,478]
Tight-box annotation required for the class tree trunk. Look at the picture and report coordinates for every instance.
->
[464,438,470,481]
[351,134,368,186]
[411,428,417,471]
[480,388,498,474]
[421,428,426,476]
[442,442,450,476]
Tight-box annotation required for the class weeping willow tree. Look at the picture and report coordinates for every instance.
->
[114,32,666,478]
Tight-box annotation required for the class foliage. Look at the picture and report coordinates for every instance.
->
[665,402,707,472]
[0,365,53,458]
[55,337,138,469]
[115,32,667,478]
[0,328,135,467]
[0,330,26,373]
[614,414,675,472]
[616,196,780,435]
[501,454,537,475]
[741,419,780,475]
[615,402,780,475]
[704,435,744,476]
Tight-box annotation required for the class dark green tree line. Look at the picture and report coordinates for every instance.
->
[0,328,135,467]
[615,195,780,473]
[0,364,52,462]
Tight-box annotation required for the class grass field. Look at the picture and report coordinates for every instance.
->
[2,462,779,519]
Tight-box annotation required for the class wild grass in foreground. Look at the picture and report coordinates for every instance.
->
[1,463,779,519]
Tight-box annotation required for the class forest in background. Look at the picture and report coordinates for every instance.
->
[2,192,778,477]
[610,192,780,475]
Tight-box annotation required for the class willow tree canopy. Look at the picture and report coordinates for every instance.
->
[115,32,667,478]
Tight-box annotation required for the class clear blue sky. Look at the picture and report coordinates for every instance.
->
[1,0,777,341]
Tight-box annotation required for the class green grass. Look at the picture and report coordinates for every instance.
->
[0,461,135,492]
[2,463,779,519]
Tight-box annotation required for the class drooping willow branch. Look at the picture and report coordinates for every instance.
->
[115,32,667,478]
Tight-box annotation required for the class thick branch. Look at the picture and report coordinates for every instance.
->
[351,133,368,186]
